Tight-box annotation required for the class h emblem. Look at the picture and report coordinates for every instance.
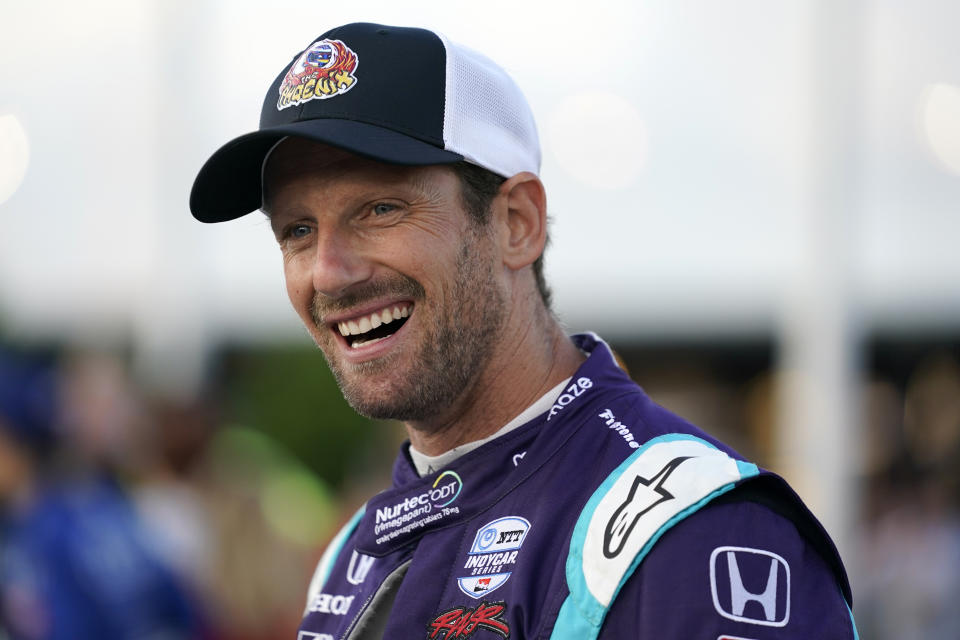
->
[709,546,790,627]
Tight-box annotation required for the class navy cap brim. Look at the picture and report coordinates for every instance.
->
[189,119,463,223]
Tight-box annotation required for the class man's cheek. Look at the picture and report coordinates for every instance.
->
[284,279,309,313]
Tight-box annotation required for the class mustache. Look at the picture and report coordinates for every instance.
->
[311,275,426,325]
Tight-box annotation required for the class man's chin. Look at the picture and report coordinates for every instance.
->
[340,386,430,422]
[327,362,426,422]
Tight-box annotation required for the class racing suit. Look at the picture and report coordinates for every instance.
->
[297,333,858,639]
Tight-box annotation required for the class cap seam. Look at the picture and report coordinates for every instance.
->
[434,30,453,150]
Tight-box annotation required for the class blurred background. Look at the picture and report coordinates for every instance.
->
[1,0,959,637]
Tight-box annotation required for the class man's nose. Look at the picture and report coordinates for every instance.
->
[310,229,372,297]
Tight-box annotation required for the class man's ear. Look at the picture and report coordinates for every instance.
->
[497,172,547,271]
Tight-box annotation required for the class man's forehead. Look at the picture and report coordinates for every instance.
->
[262,137,456,211]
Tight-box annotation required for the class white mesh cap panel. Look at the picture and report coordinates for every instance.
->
[437,33,541,177]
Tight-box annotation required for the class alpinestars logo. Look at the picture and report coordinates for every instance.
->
[603,456,691,558]
[427,601,510,639]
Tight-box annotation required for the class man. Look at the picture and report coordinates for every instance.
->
[190,22,858,639]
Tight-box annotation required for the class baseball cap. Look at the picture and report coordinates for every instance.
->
[190,22,541,223]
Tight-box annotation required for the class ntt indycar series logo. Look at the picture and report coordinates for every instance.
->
[374,471,463,543]
[457,516,531,599]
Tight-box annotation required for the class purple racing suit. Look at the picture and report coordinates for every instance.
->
[297,333,858,639]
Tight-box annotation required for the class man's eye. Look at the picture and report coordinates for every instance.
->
[289,224,312,238]
[372,203,397,216]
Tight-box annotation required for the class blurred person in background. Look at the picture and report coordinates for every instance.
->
[855,352,960,639]
[134,394,334,640]
[0,349,203,640]
[190,22,857,639]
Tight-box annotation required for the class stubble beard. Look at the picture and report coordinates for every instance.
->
[311,231,507,423]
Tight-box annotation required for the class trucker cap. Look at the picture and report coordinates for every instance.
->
[190,22,541,223]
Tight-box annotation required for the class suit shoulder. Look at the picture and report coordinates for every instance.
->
[601,483,857,638]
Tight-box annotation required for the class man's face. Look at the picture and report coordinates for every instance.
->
[263,139,507,423]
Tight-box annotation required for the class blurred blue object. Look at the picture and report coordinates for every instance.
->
[0,349,204,639]
[0,351,59,450]
[0,476,203,640]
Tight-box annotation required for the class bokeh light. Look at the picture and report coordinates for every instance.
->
[920,82,960,176]
[0,114,29,205]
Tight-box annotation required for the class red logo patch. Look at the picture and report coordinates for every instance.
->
[427,601,510,639]
[277,39,359,110]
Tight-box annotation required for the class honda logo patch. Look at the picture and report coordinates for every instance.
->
[710,546,790,627]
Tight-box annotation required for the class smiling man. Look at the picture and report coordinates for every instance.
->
[260,141,580,451]
[190,22,858,640]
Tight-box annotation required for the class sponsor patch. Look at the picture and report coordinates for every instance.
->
[427,601,510,639]
[278,39,358,110]
[346,550,375,585]
[470,516,530,554]
[373,471,463,545]
[578,437,752,608]
[604,456,691,558]
[457,573,511,598]
[457,516,530,598]
[546,377,593,420]
[597,408,641,449]
[307,592,355,616]
[710,546,791,627]
[298,632,334,640]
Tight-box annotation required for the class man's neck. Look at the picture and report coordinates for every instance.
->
[403,314,585,456]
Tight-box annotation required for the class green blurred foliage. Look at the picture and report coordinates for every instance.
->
[222,343,386,490]
[206,425,338,546]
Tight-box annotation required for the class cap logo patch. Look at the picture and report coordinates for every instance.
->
[277,39,358,110]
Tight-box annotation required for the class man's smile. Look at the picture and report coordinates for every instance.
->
[331,302,414,349]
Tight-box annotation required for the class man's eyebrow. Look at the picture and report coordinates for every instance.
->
[263,206,290,238]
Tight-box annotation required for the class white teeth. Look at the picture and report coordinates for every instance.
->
[351,335,387,349]
[337,304,412,341]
